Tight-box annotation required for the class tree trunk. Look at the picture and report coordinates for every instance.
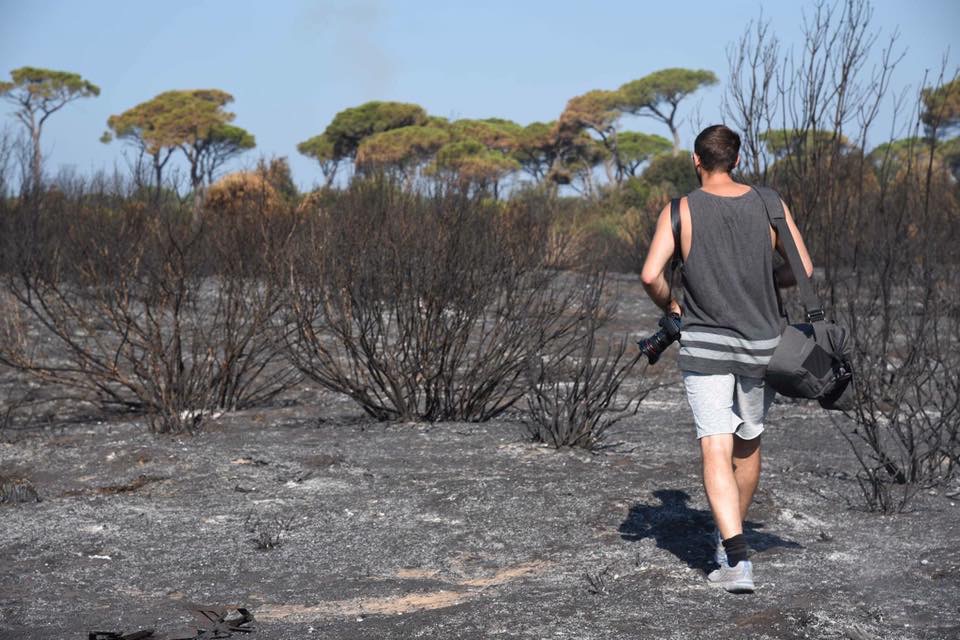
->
[153,154,163,204]
[602,158,616,184]
[192,186,204,222]
[609,130,624,184]
[30,122,41,195]
[189,151,204,223]
[670,124,681,155]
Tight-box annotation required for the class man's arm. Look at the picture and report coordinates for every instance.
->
[773,198,814,287]
[640,201,682,315]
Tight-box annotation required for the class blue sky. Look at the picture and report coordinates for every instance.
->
[1,0,957,189]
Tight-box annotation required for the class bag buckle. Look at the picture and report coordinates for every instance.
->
[806,308,825,323]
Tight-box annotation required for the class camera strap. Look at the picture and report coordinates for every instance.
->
[668,198,683,298]
[669,197,682,270]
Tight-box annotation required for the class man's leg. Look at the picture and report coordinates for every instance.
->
[686,373,755,591]
[700,433,741,539]
[732,434,761,522]
[684,372,742,538]
[730,375,772,523]
[702,434,754,592]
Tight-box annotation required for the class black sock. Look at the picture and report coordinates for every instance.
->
[722,534,748,566]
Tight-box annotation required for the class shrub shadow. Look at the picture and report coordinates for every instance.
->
[619,489,802,573]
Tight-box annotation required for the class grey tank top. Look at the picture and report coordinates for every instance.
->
[677,187,782,378]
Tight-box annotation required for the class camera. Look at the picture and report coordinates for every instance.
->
[637,313,682,365]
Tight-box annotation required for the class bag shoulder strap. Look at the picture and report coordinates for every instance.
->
[751,186,824,323]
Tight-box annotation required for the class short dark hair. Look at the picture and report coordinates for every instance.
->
[694,124,741,173]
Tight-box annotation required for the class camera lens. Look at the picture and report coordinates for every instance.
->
[637,313,682,365]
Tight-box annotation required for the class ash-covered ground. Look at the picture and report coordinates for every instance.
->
[1,277,958,640]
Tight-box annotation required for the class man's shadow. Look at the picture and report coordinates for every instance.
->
[619,489,802,573]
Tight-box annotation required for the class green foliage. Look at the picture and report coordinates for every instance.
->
[640,151,698,197]
[105,89,242,153]
[425,115,450,128]
[298,101,428,185]
[549,135,609,188]
[200,123,256,183]
[868,137,931,165]
[618,68,718,112]
[297,133,335,162]
[759,128,851,160]
[616,131,672,175]
[940,136,960,179]
[617,176,654,209]
[554,69,714,185]
[297,133,340,185]
[434,139,484,163]
[152,90,235,145]
[303,105,528,188]
[431,139,520,184]
[921,77,960,134]
[438,119,528,188]
[105,98,172,156]
[557,89,622,142]
[449,118,522,152]
[618,68,717,150]
[512,121,559,181]
[355,125,451,171]
[104,89,254,191]
[349,117,526,186]
[0,66,100,107]
[209,123,255,150]
[555,90,628,186]
[868,136,958,182]
[320,101,428,160]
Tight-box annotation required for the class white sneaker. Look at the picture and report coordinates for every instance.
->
[707,559,754,593]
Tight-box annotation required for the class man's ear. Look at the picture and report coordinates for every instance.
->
[733,154,741,169]
[692,152,702,170]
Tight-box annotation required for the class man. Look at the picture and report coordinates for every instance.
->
[640,124,813,593]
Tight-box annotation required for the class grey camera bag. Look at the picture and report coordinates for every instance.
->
[752,187,854,411]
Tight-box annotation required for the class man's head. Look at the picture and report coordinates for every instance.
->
[693,125,741,178]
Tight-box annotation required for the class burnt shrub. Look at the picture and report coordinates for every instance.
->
[725,3,960,511]
[830,150,960,513]
[282,176,597,422]
[244,511,294,550]
[837,267,960,512]
[523,273,649,450]
[0,178,300,433]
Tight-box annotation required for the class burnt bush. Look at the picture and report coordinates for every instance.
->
[838,266,960,512]
[283,176,598,422]
[244,511,295,550]
[523,273,649,450]
[0,178,300,433]
[832,145,960,512]
[725,1,960,511]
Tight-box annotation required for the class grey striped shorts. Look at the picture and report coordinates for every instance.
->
[681,371,776,440]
